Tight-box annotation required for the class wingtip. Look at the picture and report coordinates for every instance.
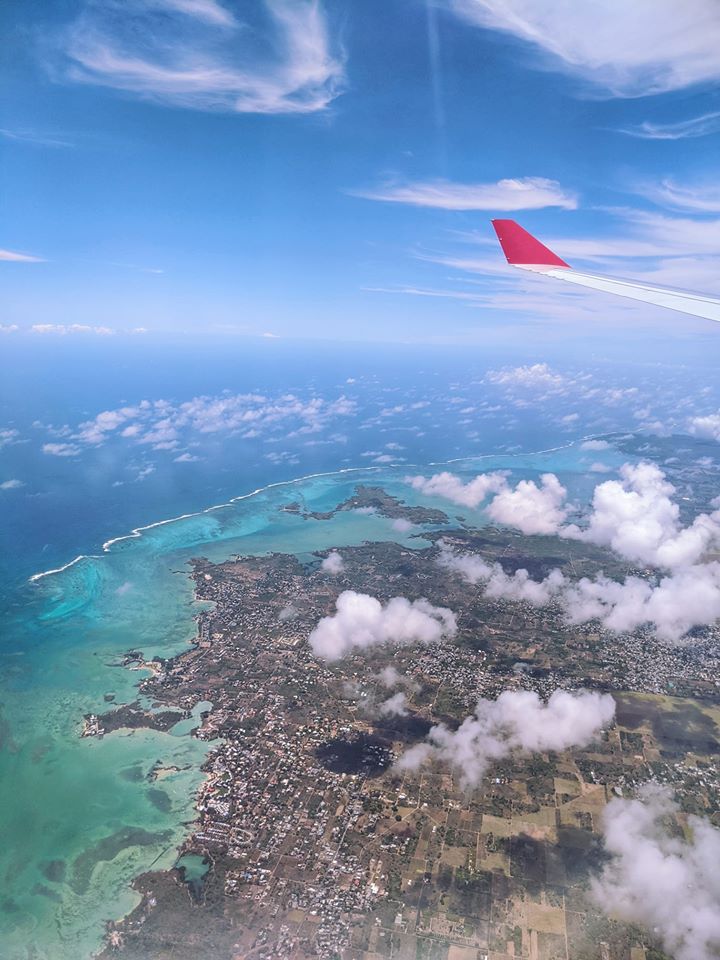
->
[491,219,570,268]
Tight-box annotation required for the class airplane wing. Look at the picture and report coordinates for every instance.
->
[491,219,720,323]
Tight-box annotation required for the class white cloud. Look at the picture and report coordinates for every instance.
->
[639,178,720,214]
[406,469,507,508]
[421,461,720,569]
[409,468,568,536]
[487,473,569,535]
[308,590,457,661]
[354,176,576,211]
[440,544,720,642]
[0,127,73,148]
[593,786,720,960]
[581,439,610,450]
[563,461,720,569]
[376,665,420,691]
[63,0,344,114]
[278,603,299,621]
[391,518,414,533]
[562,565,720,641]
[485,363,566,388]
[439,545,566,605]
[448,0,720,96]
[321,550,345,575]
[31,323,114,335]
[42,442,82,457]
[150,0,236,27]
[397,689,615,788]
[620,112,720,140]
[689,411,720,443]
[42,390,357,453]
[0,479,24,491]
[0,249,45,262]
[612,208,720,258]
[378,691,408,716]
[378,665,403,688]
[0,428,20,449]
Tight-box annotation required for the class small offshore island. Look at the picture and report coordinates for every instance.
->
[90,482,720,960]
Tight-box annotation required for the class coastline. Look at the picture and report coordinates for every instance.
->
[27,433,603,584]
[92,560,222,958]
[15,431,619,958]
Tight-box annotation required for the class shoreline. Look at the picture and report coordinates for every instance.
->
[27,432,605,583]
[93,561,223,959]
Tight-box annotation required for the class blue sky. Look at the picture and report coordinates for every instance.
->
[3,0,720,344]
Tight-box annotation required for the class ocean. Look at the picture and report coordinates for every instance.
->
[0,335,717,958]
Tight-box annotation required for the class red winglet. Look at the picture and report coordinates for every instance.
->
[491,219,570,268]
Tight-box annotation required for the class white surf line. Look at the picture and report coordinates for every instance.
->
[99,465,385,552]
[28,554,103,583]
[28,465,385,583]
[428,433,612,467]
[27,433,615,584]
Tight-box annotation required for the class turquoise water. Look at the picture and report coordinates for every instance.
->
[0,444,626,959]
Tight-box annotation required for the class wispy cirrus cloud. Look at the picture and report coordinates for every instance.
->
[637,178,720,214]
[0,128,73,148]
[60,0,345,115]
[619,112,720,140]
[0,249,45,263]
[352,176,577,211]
[447,0,720,97]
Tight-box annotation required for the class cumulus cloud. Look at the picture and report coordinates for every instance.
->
[308,591,457,662]
[487,473,569,535]
[0,428,20,448]
[42,442,82,457]
[689,411,720,443]
[440,544,720,642]
[439,546,566,605]
[31,323,114,335]
[593,786,720,960]
[353,176,576,210]
[41,390,357,453]
[484,362,566,388]
[406,470,507,508]
[563,461,720,568]
[409,468,568,536]
[62,0,345,115]
[581,439,610,451]
[321,550,345,575]
[0,479,24,491]
[447,0,720,96]
[562,565,720,641]
[377,691,408,716]
[397,689,615,788]
[425,458,720,563]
